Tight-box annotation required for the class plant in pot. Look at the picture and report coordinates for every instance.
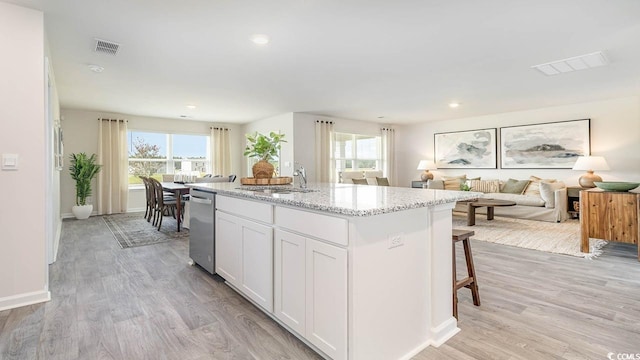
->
[69,152,101,219]
[243,131,286,179]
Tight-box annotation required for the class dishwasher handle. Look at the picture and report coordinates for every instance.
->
[190,196,213,205]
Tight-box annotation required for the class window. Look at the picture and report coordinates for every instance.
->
[128,131,209,185]
[332,132,382,181]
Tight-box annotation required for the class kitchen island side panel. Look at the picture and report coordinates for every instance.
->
[348,203,457,360]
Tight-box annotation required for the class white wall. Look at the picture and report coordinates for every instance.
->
[0,3,50,310]
[396,96,640,187]
[60,108,244,215]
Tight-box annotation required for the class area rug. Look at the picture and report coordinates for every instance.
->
[103,212,189,249]
[452,213,608,259]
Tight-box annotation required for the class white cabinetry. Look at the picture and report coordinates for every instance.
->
[274,227,347,360]
[216,196,273,312]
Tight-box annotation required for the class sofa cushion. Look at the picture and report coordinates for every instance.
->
[427,179,444,189]
[352,178,368,185]
[539,181,566,208]
[501,178,530,194]
[376,177,390,186]
[523,176,557,197]
[467,179,500,193]
[482,193,546,207]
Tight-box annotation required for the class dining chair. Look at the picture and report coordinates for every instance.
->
[139,176,155,222]
[149,177,178,230]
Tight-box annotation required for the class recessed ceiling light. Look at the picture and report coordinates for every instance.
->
[377,116,385,119]
[186,105,196,109]
[251,34,270,45]
[88,64,104,73]
[449,102,460,108]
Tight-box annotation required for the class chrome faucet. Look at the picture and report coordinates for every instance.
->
[294,163,307,189]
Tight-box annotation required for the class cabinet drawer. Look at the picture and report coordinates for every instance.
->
[275,206,348,246]
[217,195,273,224]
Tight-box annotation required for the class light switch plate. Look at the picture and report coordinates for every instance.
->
[2,153,19,170]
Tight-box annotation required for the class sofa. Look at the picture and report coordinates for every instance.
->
[425,176,569,223]
[340,170,387,185]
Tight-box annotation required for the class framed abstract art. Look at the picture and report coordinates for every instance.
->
[500,119,590,169]
[434,128,497,169]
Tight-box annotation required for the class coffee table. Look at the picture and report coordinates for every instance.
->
[460,199,517,226]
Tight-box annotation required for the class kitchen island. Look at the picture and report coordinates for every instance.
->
[188,182,478,360]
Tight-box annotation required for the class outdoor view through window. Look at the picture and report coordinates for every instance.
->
[128,131,209,185]
[333,132,382,180]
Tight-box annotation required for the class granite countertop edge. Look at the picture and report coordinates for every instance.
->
[188,183,480,217]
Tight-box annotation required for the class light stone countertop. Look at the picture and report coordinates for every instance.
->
[188,182,480,217]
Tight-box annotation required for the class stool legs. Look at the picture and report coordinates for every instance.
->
[452,241,459,319]
[452,229,480,320]
[462,238,481,307]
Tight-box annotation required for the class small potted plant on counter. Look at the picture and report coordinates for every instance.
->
[243,131,286,179]
[69,152,101,219]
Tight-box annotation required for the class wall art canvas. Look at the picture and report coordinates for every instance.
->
[500,119,590,169]
[434,128,497,168]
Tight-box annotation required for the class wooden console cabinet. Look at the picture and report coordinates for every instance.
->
[580,190,640,261]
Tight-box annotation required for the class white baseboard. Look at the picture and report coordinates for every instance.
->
[63,209,145,219]
[0,290,51,312]
[429,317,460,347]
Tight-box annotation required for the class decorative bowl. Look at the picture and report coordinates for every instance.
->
[593,181,640,192]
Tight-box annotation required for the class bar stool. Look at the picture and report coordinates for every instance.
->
[452,229,481,320]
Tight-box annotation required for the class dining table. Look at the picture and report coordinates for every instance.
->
[161,182,191,232]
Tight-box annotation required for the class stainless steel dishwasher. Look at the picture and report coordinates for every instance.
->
[188,189,215,274]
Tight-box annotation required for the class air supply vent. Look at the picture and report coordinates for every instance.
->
[532,51,608,76]
[94,38,120,56]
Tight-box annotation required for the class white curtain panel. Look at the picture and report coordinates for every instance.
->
[97,119,128,215]
[210,127,231,176]
[315,120,334,183]
[381,127,395,186]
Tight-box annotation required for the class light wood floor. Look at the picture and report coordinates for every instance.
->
[1,216,639,360]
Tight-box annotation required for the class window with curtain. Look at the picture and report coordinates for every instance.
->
[332,132,382,181]
[127,131,210,185]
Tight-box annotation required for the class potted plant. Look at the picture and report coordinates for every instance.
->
[243,131,286,179]
[69,152,101,219]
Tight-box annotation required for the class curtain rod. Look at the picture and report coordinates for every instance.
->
[316,120,334,124]
[381,127,394,131]
[210,127,230,130]
[98,118,127,122]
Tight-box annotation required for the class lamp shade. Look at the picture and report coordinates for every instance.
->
[572,156,609,171]
[416,160,437,170]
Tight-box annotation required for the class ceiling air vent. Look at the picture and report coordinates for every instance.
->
[532,51,608,76]
[94,38,120,56]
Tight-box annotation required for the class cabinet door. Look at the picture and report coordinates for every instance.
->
[240,217,274,312]
[274,229,306,334]
[306,239,347,360]
[216,211,242,287]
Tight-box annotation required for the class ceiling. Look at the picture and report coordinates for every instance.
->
[7,0,640,124]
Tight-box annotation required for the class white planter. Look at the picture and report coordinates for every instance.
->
[72,204,93,219]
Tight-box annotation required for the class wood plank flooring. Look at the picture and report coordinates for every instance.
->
[1,215,639,359]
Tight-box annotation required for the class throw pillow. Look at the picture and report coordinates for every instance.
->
[352,178,368,185]
[501,178,530,194]
[444,178,464,190]
[426,179,444,189]
[442,174,467,181]
[523,176,557,197]
[468,179,500,193]
[442,175,467,190]
[539,181,566,208]
[376,177,390,186]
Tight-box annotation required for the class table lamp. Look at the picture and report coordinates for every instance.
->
[572,156,609,188]
[417,160,437,181]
